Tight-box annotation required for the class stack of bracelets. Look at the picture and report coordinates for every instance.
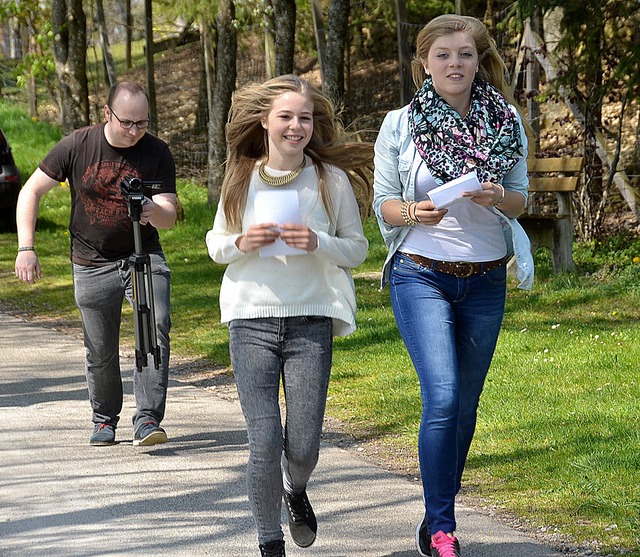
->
[400,200,420,226]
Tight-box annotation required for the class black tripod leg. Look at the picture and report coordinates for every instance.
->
[131,253,158,371]
[127,213,160,372]
[144,263,160,370]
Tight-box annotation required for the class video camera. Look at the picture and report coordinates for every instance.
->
[119,176,163,221]
[120,175,163,203]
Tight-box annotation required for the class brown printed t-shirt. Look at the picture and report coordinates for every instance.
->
[39,124,176,265]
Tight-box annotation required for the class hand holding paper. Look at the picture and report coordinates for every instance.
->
[253,190,307,257]
[427,171,484,210]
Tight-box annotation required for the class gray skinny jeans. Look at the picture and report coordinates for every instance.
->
[72,252,171,432]
[229,316,333,545]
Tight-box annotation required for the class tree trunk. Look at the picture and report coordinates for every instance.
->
[144,0,158,135]
[202,20,216,116]
[582,21,605,241]
[310,0,326,78]
[526,12,541,153]
[273,0,295,75]
[264,0,276,79]
[323,0,349,109]
[124,0,132,69]
[96,0,117,87]
[20,27,38,118]
[52,0,89,134]
[195,21,214,135]
[395,0,413,105]
[483,0,494,29]
[207,0,237,206]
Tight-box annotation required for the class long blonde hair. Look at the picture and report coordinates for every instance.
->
[221,74,373,232]
[411,14,523,114]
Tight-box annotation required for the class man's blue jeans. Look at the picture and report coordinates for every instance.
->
[389,252,506,535]
[72,252,171,432]
[229,316,333,545]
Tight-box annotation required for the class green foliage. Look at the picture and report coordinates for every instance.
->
[159,183,229,364]
[160,0,218,23]
[0,0,55,87]
[407,0,455,22]
[518,0,639,106]
[159,0,269,28]
[88,39,146,88]
[573,231,640,275]
[0,100,62,177]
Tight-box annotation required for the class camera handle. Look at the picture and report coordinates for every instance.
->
[128,196,160,372]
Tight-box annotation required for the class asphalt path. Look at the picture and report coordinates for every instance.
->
[0,311,565,556]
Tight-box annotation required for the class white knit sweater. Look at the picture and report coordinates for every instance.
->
[206,162,368,337]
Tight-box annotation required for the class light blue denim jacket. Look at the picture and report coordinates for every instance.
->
[372,105,534,290]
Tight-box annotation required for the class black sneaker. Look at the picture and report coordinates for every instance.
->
[133,421,167,446]
[415,518,431,557]
[90,423,116,446]
[283,489,317,548]
[259,539,285,557]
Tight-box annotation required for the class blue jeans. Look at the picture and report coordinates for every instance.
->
[228,316,333,545]
[389,252,506,534]
[72,252,171,432]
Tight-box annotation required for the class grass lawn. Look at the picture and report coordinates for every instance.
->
[1,101,639,556]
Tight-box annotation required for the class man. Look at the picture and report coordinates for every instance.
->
[15,81,177,447]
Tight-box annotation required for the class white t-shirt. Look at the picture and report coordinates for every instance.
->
[400,162,507,262]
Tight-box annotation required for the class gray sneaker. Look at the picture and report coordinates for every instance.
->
[283,489,317,548]
[133,421,167,446]
[90,423,116,446]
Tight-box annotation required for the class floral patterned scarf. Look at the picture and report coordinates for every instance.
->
[408,76,524,185]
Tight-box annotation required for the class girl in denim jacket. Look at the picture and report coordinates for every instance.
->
[372,14,533,557]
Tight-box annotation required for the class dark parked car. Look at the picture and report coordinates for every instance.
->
[0,127,22,233]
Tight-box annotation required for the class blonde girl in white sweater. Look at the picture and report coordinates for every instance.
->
[206,74,372,557]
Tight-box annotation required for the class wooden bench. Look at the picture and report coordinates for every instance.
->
[519,157,585,273]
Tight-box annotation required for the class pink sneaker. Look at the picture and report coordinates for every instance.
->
[430,531,461,557]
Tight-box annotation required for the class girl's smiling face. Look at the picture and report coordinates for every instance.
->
[261,91,314,169]
[425,31,478,111]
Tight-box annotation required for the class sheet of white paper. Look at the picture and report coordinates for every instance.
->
[427,171,484,209]
[253,190,306,257]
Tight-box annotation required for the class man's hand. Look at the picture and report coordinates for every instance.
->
[147,193,177,229]
[15,250,42,284]
[14,168,60,284]
[140,197,154,225]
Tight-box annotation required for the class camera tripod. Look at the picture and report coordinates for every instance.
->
[121,176,162,372]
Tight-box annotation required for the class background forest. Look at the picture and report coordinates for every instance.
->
[1,0,639,240]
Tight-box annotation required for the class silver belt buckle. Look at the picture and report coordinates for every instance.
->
[455,262,475,278]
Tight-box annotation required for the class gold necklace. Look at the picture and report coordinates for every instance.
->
[258,158,306,187]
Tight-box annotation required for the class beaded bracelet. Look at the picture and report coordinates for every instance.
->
[494,184,505,206]
[400,200,419,226]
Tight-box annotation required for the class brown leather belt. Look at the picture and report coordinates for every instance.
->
[399,252,506,278]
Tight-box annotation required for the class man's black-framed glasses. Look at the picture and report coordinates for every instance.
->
[108,106,149,130]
